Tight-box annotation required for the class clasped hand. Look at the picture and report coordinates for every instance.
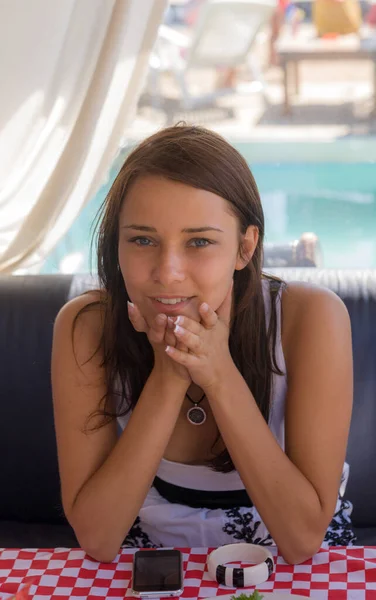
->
[165,281,234,390]
[128,281,234,391]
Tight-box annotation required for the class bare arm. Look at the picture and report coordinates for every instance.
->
[204,284,353,564]
[52,294,188,562]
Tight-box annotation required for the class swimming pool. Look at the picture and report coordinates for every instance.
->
[39,139,376,273]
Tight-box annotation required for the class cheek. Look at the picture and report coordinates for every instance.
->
[194,256,235,309]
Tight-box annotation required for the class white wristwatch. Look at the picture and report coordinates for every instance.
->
[207,543,275,588]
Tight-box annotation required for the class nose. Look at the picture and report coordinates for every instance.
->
[151,248,186,286]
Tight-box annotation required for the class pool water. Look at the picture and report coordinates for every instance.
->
[40,152,376,273]
[254,162,376,269]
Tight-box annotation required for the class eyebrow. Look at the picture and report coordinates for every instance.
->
[122,224,224,233]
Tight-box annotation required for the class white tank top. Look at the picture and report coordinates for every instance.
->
[117,278,287,492]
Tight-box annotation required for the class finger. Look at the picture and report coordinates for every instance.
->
[127,302,148,332]
[166,319,189,352]
[174,324,201,353]
[216,279,234,326]
[165,344,198,366]
[167,316,176,331]
[198,302,217,329]
[165,326,177,348]
[148,313,167,345]
[164,327,189,352]
[170,315,202,335]
[176,339,189,353]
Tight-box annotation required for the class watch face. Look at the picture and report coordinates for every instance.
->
[132,550,183,594]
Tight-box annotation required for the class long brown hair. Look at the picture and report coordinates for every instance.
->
[74,124,286,472]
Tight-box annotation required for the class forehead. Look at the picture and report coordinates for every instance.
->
[119,175,235,226]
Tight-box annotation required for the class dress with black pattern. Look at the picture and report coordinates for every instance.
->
[118,279,356,549]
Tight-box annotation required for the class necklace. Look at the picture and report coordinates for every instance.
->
[186,391,206,425]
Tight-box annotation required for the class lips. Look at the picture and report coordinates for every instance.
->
[149,297,193,313]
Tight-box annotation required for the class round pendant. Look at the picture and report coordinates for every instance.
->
[187,406,207,425]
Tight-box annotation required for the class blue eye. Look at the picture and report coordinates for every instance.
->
[191,238,213,247]
[128,237,215,248]
[131,237,153,246]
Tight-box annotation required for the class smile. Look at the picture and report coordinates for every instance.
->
[149,297,193,312]
[155,297,189,305]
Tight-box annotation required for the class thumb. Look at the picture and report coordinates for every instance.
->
[127,302,148,333]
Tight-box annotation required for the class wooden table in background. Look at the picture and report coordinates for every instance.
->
[276,25,376,114]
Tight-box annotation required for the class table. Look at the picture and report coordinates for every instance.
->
[1,546,376,600]
[276,25,376,114]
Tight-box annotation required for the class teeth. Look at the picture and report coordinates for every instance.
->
[155,297,188,305]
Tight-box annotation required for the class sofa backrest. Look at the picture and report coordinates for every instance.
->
[0,275,74,523]
[0,270,375,529]
[0,274,104,525]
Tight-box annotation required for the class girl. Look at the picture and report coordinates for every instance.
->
[51,124,355,564]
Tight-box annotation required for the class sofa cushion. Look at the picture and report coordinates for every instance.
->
[353,527,376,547]
[0,521,78,548]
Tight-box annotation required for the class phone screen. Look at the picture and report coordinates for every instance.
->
[132,549,183,594]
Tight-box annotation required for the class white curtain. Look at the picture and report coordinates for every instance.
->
[0,0,167,274]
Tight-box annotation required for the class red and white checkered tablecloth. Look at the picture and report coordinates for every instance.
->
[1,546,376,600]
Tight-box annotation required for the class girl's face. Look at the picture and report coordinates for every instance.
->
[118,175,257,322]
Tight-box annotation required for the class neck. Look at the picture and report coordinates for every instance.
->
[186,383,205,403]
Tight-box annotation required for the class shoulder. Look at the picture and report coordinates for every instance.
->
[279,281,351,367]
[280,280,349,323]
[54,289,105,333]
[281,281,351,366]
[53,290,106,366]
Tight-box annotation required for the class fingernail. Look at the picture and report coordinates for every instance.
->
[201,302,209,311]
[127,301,134,310]
[167,317,175,328]
[174,324,183,334]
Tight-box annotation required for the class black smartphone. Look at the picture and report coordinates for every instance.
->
[131,549,184,597]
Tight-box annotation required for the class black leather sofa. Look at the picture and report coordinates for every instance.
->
[1,269,375,548]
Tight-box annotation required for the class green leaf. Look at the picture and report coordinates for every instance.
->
[229,591,264,600]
